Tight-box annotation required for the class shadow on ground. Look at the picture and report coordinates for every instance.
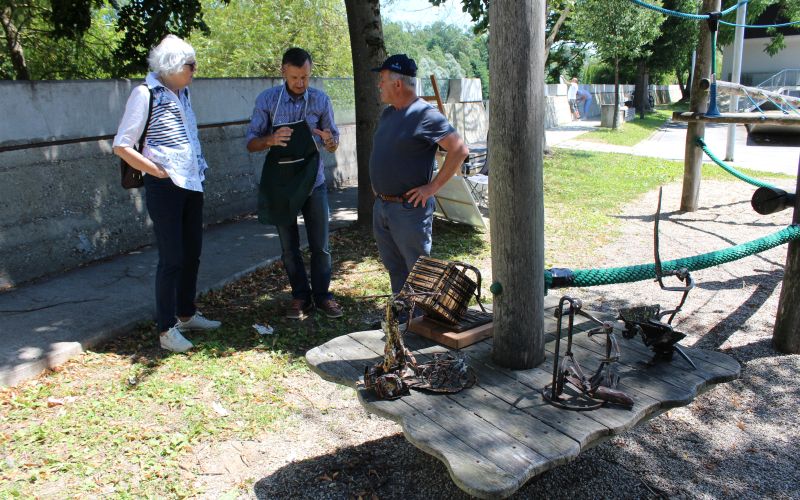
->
[90,219,488,387]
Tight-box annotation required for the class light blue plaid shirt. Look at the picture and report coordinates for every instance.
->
[246,84,339,188]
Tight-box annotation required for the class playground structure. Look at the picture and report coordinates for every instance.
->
[308,1,800,497]
[666,0,800,352]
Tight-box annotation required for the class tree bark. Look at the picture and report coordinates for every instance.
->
[1,5,30,80]
[344,0,386,226]
[635,60,649,119]
[680,0,719,212]
[489,0,545,370]
[676,68,687,100]
[773,157,800,353]
[684,51,694,100]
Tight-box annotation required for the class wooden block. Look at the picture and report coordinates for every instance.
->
[407,317,493,349]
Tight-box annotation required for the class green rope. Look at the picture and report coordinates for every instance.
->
[696,137,778,189]
[545,225,800,290]
[628,0,747,20]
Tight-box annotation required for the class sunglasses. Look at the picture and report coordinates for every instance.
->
[184,62,197,72]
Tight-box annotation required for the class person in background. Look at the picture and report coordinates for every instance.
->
[369,54,469,295]
[567,77,580,120]
[576,87,593,120]
[113,35,221,353]
[246,48,342,320]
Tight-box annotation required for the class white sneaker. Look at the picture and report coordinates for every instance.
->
[176,312,221,332]
[160,327,193,353]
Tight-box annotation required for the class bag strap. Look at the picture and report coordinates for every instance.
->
[136,84,154,152]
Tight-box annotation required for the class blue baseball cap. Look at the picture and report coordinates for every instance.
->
[372,54,417,77]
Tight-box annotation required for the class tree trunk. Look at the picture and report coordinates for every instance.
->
[344,0,386,226]
[612,57,620,130]
[489,0,545,370]
[676,68,687,100]
[684,52,694,100]
[773,157,800,353]
[1,5,30,80]
[635,60,649,119]
[680,0,719,212]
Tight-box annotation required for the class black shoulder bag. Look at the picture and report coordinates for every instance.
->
[120,86,155,189]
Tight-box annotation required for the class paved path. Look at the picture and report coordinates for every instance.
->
[0,188,357,386]
[552,118,799,175]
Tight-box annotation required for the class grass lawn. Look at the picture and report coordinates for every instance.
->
[0,149,787,497]
[577,104,680,146]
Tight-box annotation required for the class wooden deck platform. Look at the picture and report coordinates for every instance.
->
[306,298,740,499]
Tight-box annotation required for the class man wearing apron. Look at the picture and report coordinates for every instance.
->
[246,48,342,320]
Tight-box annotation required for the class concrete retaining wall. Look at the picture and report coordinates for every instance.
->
[0,77,357,289]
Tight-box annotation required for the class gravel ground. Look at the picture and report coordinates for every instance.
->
[194,180,800,499]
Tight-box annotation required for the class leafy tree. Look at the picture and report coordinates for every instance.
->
[719,0,800,56]
[572,0,662,128]
[187,0,352,78]
[1,0,119,80]
[383,20,489,98]
[637,0,697,102]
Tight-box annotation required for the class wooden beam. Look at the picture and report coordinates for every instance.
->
[673,111,800,126]
[429,74,446,114]
[681,0,720,212]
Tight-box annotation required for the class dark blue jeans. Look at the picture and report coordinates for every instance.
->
[276,184,332,304]
[372,197,434,294]
[144,176,204,332]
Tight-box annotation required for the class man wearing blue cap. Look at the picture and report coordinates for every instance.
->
[369,54,469,294]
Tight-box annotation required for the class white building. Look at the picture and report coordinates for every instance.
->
[720,5,800,86]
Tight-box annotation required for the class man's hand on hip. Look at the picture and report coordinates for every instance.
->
[405,184,437,207]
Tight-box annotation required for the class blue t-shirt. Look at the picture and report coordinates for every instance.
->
[369,98,455,196]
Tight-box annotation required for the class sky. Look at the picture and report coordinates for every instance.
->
[381,0,475,29]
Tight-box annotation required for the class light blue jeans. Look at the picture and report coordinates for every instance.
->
[372,197,434,294]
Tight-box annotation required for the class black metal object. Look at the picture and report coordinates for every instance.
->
[752,186,796,215]
[618,188,697,370]
[543,296,634,411]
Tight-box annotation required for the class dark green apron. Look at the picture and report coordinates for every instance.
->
[257,89,320,226]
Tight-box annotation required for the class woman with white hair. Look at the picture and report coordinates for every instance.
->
[113,34,221,353]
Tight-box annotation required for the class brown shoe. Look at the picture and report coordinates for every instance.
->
[286,298,314,320]
[317,298,343,319]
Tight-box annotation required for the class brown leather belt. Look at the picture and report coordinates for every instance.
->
[376,193,406,203]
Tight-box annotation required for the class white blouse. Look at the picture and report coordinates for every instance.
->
[113,72,208,192]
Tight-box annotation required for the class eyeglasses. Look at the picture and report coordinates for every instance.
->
[184,62,197,72]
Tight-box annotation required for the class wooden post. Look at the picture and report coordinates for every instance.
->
[488,0,545,369]
[429,75,446,114]
[773,155,800,353]
[680,0,720,212]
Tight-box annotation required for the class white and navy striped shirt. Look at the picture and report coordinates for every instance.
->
[113,72,208,192]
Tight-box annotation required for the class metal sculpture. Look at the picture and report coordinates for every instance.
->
[619,187,697,370]
[543,296,634,411]
[363,289,477,400]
